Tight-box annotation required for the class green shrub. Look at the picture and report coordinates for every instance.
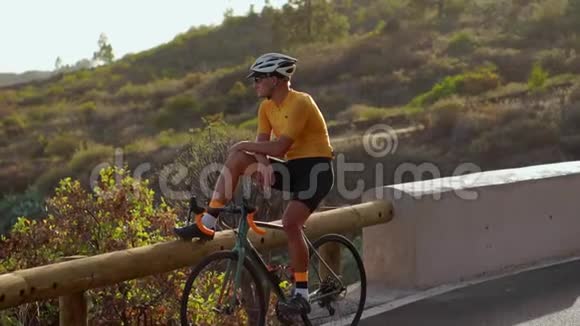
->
[410,66,501,107]
[525,0,568,38]
[48,84,65,97]
[535,48,569,75]
[68,143,115,173]
[45,133,81,158]
[84,89,108,101]
[532,0,568,22]
[1,167,183,324]
[561,106,580,134]
[567,81,580,104]
[460,66,501,95]
[358,105,386,121]
[149,78,185,99]
[155,95,201,130]
[426,96,466,138]
[227,81,248,99]
[115,82,151,101]
[410,75,459,107]
[336,104,407,122]
[470,117,558,156]
[34,165,72,195]
[115,78,184,102]
[315,91,351,117]
[447,31,479,56]
[480,82,528,100]
[528,62,549,91]
[2,113,28,136]
[0,90,18,106]
[444,0,468,18]
[169,118,263,217]
[17,86,45,106]
[562,84,580,135]
[28,105,59,122]
[157,129,191,147]
[78,101,97,121]
[124,138,160,153]
[472,47,532,82]
[183,72,207,88]
[61,71,98,97]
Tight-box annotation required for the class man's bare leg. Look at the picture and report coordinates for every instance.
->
[175,150,261,239]
[282,201,312,299]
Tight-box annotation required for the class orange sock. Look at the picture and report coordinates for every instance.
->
[294,272,308,283]
[294,271,309,298]
[209,199,225,209]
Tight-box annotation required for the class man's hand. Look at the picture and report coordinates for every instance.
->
[253,154,274,190]
[256,161,274,189]
[229,137,292,158]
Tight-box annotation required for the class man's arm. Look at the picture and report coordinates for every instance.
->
[239,136,293,158]
[250,133,277,188]
[254,133,271,164]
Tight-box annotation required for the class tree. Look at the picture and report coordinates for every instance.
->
[92,33,115,65]
[54,57,63,71]
[223,7,234,20]
[274,0,350,46]
[72,58,93,70]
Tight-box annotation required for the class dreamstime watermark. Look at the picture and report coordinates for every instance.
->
[389,162,482,200]
[86,123,484,202]
[363,124,399,158]
[333,153,482,201]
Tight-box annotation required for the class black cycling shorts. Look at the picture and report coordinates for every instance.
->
[268,156,334,212]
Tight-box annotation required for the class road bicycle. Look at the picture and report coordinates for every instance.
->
[178,195,367,325]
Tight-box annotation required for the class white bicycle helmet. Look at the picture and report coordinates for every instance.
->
[247,52,298,79]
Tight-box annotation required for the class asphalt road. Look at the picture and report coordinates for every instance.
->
[360,260,580,326]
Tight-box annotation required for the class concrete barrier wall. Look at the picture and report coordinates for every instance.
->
[362,161,580,289]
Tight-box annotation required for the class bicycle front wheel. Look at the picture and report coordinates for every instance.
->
[180,251,266,326]
[307,234,367,326]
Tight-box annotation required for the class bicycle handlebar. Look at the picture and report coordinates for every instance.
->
[188,196,266,236]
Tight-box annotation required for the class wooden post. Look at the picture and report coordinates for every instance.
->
[58,256,87,326]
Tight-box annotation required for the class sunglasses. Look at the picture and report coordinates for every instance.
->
[253,76,269,83]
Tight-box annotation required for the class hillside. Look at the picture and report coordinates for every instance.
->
[1,0,580,234]
[0,71,54,87]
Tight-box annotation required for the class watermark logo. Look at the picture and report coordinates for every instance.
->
[363,124,398,158]
[84,123,483,202]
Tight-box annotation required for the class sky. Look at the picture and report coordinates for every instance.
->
[0,0,287,73]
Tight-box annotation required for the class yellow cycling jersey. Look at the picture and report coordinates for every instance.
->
[257,89,334,160]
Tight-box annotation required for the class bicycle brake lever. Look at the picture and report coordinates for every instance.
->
[242,198,256,213]
[187,196,205,223]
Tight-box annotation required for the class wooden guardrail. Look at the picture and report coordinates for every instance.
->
[0,200,392,322]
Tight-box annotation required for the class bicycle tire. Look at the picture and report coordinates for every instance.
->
[180,250,267,326]
[308,233,367,326]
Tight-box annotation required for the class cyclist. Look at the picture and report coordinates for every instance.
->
[174,52,335,316]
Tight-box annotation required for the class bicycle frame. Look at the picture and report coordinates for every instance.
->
[220,207,346,312]
[221,206,288,307]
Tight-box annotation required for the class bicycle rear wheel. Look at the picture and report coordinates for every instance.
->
[180,251,266,326]
[307,234,367,326]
